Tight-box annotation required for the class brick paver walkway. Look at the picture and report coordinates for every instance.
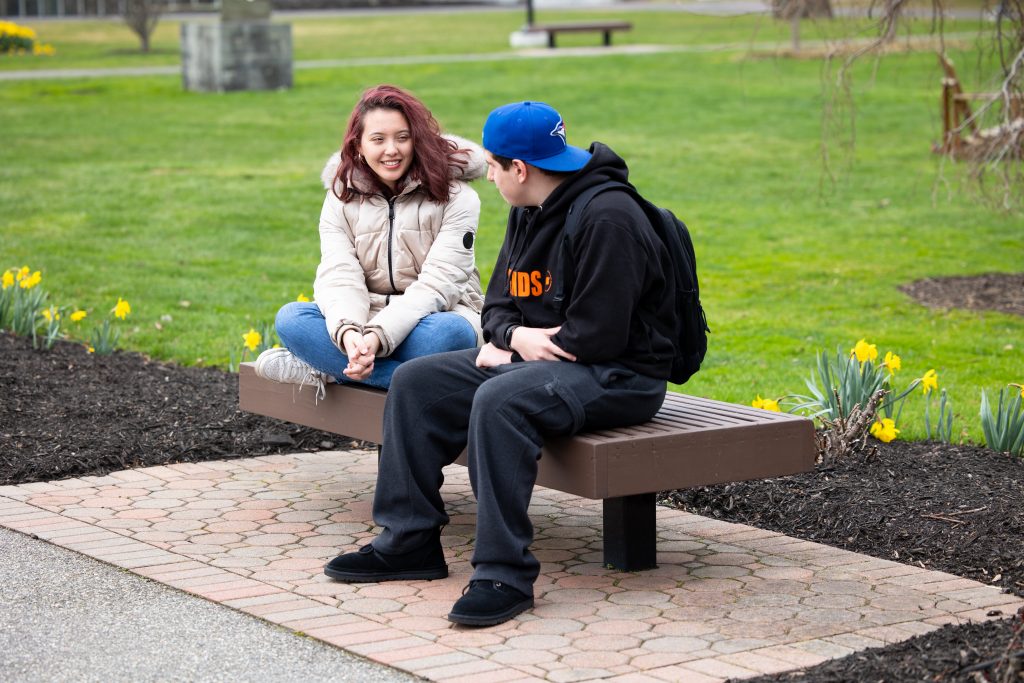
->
[1,449,1019,682]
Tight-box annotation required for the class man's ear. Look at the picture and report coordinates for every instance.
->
[512,159,530,184]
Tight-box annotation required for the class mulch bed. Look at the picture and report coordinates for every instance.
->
[0,332,348,486]
[900,272,1024,318]
[2,329,1023,682]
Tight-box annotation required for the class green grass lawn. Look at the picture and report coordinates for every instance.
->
[1,12,1020,444]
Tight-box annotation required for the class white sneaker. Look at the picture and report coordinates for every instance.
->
[254,348,329,401]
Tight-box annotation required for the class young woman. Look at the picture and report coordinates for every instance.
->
[255,84,485,393]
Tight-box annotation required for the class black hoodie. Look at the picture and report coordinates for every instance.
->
[481,142,677,380]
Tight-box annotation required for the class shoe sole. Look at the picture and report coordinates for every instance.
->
[323,565,448,582]
[447,596,534,627]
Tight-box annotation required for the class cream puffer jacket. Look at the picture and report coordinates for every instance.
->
[313,135,486,357]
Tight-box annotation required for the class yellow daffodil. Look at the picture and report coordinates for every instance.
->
[112,297,131,320]
[87,345,95,353]
[921,369,938,394]
[752,395,781,412]
[70,310,87,322]
[19,270,41,289]
[243,328,261,352]
[41,308,59,322]
[883,351,901,375]
[1011,383,1024,399]
[296,293,310,302]
[851,339,878,363]
[15,266,29,281]
[869,418,900,443]
[1,271,13,289]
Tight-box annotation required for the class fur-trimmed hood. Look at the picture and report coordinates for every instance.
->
[320,133,486,193]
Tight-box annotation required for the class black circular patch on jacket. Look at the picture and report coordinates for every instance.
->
[463,232,474,249]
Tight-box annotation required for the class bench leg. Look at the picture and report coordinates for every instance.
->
[603,31,611,46]
[602,493,657,571]
[548,32,556,48]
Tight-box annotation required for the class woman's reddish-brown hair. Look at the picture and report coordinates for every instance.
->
[333,84,466,203]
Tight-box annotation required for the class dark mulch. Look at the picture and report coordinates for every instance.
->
[901,272,1024,317]
[2,266,1023,683]
[0,332,343,486]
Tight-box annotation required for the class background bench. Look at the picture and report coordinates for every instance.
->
[523,21,633,48]
[239,362,816,571]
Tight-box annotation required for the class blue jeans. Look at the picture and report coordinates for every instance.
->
[274,301,478,390]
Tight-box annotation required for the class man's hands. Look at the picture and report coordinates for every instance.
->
[341,329,381,380]
[509,326,577,362]
[475,342,513,368]
[476,326,576,368]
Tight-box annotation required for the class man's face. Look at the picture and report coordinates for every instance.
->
[484,152,526,206]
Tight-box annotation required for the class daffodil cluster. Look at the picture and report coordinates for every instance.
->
[1,265,49,339]
[2,264,127,352]
[0,21,55,55]
[761,339,949,452]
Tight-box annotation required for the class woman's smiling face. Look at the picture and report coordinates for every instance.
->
[357,108,414,192]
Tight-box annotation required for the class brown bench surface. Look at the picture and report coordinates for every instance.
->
[525,21,633,33]
[238,362,815,499]
[521,20,632,48]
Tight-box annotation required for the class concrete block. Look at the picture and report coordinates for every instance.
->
[181,21,292,93]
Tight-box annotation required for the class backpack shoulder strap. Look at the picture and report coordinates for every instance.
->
[552,181,643,310]
[552,181,637,311]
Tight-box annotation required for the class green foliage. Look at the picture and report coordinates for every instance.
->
[89,318,121,355]
[923,388,956,444]
[980,386,1024,457]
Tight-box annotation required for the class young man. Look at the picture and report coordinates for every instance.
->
[323,101,677,626]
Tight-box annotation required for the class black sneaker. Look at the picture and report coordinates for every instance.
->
[447,580,534,626]
[324,534,447,582]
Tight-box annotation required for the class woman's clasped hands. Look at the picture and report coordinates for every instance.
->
[341,329,381,380]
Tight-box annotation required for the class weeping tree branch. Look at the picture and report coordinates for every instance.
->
[817,0,1022,210]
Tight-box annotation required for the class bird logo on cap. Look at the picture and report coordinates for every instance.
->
[549,118,567,146]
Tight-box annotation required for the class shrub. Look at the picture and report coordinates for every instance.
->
[0,21,55,55]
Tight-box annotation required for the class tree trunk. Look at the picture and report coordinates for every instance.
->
[772,0,833,20]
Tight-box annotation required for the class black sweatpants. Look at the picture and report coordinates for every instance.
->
[370,347,666,596]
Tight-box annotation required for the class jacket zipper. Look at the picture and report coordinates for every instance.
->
[386,197,398,293]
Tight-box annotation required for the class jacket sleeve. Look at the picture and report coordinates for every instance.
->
[365,182,481,356]
[313,192,371,345]
[551,206,652,363]
[480,231,522,351]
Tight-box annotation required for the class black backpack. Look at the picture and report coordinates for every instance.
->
[552,180,709,385]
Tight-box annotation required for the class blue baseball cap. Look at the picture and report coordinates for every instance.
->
[482,101,592,172]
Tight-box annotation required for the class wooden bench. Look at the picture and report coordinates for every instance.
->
[523,21,633,48]
[935,53,1023,159]
[239,362,816,571]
